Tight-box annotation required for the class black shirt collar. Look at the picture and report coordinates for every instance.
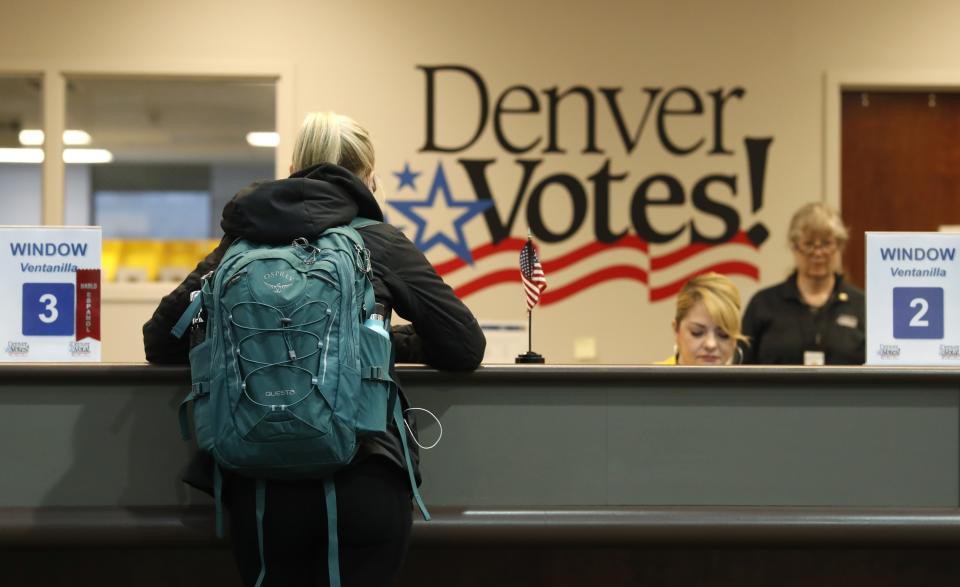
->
[779,271,849,306]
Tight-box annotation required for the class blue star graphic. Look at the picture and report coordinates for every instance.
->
[393,162,420,191]
[388,162,493,264]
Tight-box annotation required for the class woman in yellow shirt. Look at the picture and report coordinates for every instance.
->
[659,272,747,365]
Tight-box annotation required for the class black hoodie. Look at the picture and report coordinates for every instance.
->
[143,164,485,491]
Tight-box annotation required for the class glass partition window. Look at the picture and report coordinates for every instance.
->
[94,191,211,239]
[0,75,43,224]
[63,77,276,282]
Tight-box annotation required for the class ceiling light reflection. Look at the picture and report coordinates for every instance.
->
[246,131,279,147]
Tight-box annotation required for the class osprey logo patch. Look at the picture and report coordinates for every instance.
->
[263,271,295,293]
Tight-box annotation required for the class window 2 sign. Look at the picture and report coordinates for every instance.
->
[866,232,958,364]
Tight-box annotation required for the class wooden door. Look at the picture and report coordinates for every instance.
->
[841,91,960,288]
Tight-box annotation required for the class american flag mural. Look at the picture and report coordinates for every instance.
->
[428,233,760,306]
[387,161,763,308]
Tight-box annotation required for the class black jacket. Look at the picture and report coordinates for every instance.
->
[740,272,865,365]
[143,163,485,491]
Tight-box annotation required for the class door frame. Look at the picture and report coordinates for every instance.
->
[824,70,960,214]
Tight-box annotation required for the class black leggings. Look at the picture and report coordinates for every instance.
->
[224,458,414,587]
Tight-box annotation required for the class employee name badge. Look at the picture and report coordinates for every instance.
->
[0,226,102,362]
[866,232,960,365]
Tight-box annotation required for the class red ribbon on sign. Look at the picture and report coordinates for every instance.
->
[75,269,101,341]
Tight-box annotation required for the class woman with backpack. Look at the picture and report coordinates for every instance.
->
[143,111,486,586]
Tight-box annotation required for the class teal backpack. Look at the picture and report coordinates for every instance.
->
[171,218,429,587]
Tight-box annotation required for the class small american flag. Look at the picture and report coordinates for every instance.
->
[519,237,547,311]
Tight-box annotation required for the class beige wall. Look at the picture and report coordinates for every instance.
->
[4,0,959,363]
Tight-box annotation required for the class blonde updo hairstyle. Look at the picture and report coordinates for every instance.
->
[291,111,376,190]
[674,272,748,345]
[787,202,849,249]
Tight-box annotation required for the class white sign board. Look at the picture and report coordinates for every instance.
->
[479,321,527,364]
[0,226,102,361]
[866,232,960,365]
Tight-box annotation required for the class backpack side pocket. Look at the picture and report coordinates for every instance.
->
[180,337,214,451]
[356,325,393,436]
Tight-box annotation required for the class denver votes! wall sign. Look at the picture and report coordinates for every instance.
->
[0,226,102,362]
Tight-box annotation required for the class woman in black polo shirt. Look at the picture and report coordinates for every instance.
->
[740,202,865,365]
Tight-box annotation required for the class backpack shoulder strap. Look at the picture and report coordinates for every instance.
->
[218,237,254,268]
[171,293,203,339]
[321,220,377,316]
[394,401,431,522]
[349,216,380,230]
[170,275,214,339]
[323,217,379,245]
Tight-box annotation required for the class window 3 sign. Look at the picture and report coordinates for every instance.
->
[866,232,960,364]
[0,226,102,362]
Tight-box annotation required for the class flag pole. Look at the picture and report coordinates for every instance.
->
[517,230,545,364]
[527,309,532,353]
[516,310,543,363]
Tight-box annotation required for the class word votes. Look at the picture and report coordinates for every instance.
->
[459,152,770,245]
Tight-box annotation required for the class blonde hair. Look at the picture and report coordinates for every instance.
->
[788,202,848,248]
[291,111,375,182]
[674,272,746,343]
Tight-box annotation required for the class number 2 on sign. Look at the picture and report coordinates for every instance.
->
[38,293,59,324]
[908,298,929,327]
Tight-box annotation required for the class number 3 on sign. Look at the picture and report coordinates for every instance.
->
[893,287,944,339]
[38,293,59,323]
[22,283,75,336]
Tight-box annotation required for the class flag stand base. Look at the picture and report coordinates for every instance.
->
[515,351,545,364]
